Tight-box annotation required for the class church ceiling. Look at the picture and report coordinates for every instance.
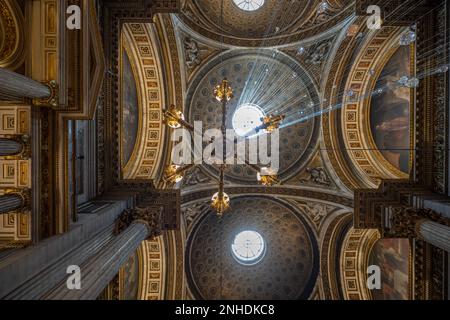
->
[185,49,321,184]
[179,0,353,47]
[185,196,319,300]
[109,2,421,302]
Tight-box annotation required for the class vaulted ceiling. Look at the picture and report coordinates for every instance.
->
[179,0,353,46]
[113,0,415,300]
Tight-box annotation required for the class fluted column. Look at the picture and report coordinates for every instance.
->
[46,222,150,300]
[0,68,57,107]
[0,68,50,99]
[0,138,23,156]
[4,227,115,300]
[0,194,23,214]
[45,206,162,300]
[417,221,450,253]
[390,206,450,253]
[0,199,132,299]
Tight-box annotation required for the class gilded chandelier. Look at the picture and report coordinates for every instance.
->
[163,79,284,216]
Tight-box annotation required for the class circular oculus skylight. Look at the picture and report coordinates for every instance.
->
[232,103,265,137]
[232,0,265,11]
[231,230,266,265]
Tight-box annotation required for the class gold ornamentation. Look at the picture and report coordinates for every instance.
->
[213,79,233,102]
[163,164,194,184]
[340,228,378,300]
[257,114,285,133]
[0,159,31,188]
[257,167,280,187]
[163,104,183,129]
[341,27,409,185]
[32,80,58,108]
[121,23,164,179]
[211,192,230,217]
[163,104,193,130]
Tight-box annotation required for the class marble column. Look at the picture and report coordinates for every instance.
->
[417,220,450,253]
[0,68,51,99]
[46,222,150,300]
[4,226,115,300]
[0,194,23,214]
[0,198,132,299]
[44,206,162,300]
[0,138,23,156]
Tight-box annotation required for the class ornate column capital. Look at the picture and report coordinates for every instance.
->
[390,207,450,238]
[32,80,58,108]
[114,206,163,240]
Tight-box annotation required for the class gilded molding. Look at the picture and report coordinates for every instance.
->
[340,228,378,300]
[139,237,167,300]
[0,0,24,69]
[341,27,410,186]
[120,23,165,180]
[32,80,58,108]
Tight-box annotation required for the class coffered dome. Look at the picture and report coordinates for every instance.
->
[180,0,352,46]
[186,196,319,300]
[186,49,320,184]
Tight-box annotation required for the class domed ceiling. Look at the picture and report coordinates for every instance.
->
[186,49,320,184]
[180,0,352,46]
[186,196,319,300]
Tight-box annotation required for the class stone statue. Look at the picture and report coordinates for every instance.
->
[182,167,211,186]
[300,167,331,186]
[182,201,210,227]
[305,41,331,65]
[184,37,201,68]
[296,201,330,226]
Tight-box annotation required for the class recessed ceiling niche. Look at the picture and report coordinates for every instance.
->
[179,0,352,46]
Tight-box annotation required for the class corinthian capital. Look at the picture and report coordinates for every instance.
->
[390,207,450,238]
[115,206,163,240]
